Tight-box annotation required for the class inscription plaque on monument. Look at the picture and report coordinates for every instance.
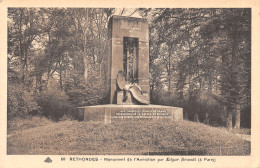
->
[112,109,171,119]
[77,16,183,123]
[77,105,183,123]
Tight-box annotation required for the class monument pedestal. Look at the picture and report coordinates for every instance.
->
[77,104,183,123]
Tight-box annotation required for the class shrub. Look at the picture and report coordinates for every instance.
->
[7,83,40,120]
[151,89,226,126]
[36,87,74,121]
[151,90,179,106]
[185,91,225,126]
[64,71,106,106]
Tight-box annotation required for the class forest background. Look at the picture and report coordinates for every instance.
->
[7,8,251,129]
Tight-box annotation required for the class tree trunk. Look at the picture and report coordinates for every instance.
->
[226,107,232,129]
[194,113,199,122]
[83,56,88,80]
[184,112,189,120]
[60,73,63,91]
[233,104,240,129]
[24,47,29,83]
[166,46,172,92]
[59,62,63,91]
[204,112,209,125]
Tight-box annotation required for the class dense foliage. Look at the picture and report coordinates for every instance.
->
[8,8,113,120]
[7,8,251,128]
[140,8,251,128]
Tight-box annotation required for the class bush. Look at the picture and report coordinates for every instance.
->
[151,90,179,106]
[8,83,40,120]
[64,71,106,106]
[151,90,226,126]
[185,91,225,126]
[36,87,74,121]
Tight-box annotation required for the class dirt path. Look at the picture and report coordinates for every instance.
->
[236,134,251,141]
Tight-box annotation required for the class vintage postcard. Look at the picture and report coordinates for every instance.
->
[0,0,259,168]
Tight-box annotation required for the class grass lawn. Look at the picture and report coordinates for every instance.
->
[7,117,250,155]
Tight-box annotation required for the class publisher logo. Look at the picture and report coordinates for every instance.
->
[44,157,53,163]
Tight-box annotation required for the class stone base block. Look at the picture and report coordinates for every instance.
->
[77,104,183,123]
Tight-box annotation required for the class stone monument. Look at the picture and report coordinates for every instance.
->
[77,16,183,123]
[106,16,150,105]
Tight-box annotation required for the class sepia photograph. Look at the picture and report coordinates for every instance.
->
[1,1,260,168]
[6,7,251,155]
